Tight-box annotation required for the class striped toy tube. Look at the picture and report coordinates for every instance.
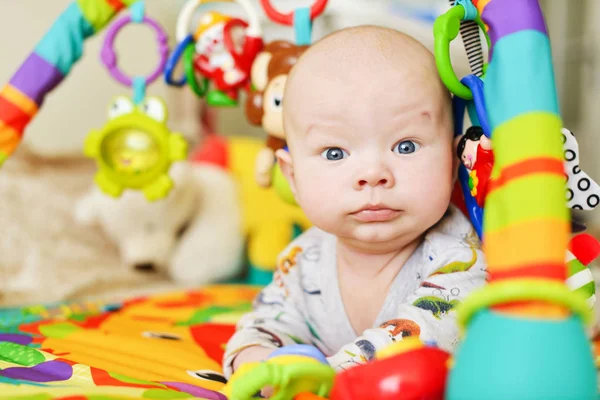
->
[447,1,597,398]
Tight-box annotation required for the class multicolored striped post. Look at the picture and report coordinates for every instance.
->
[448,0,596,398]
[0,0,139,166]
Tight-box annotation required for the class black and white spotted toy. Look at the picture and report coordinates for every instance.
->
[562,128,600,210]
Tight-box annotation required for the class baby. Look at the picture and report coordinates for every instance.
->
[223,26,487,377]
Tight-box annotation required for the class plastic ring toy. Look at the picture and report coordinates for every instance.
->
[176,0,261,43]
[164,34,194,87]
[101,14,169,87]
[183,40,209,97]
[433,3,491,100]
[456,279,593,331]
[259,0,327,26]
[268,344,329,365]
[461,75,490,137]
[229,358,335,400]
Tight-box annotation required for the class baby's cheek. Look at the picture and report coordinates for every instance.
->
[294,166,342,224]
[418,162,454,211]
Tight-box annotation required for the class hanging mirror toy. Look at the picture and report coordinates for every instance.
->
[165,0,263,107]
[84,1,188,202]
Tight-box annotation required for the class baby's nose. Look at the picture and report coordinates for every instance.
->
[354,166,394,189]
[358,177,388,187]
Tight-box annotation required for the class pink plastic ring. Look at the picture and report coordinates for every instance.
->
[101,15,169,87]
[259,0,327,26]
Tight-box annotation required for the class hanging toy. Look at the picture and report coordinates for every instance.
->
[455,125,493,209]
[84,2,188,201]
[246,41,308,193]
[165,0,263,107]
[247,0,328,204]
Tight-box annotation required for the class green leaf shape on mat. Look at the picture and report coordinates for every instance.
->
[0,342,45,366]
[143,389,196,399]
[0,395,51,400]
[39,322,80,339]
[177,304,251,326]
[109,372,166,388]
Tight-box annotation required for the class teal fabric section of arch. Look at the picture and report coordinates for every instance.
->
[294,8,312,46]
[447,309,597,400]
[34,2,95,76]
[484,30,559,128]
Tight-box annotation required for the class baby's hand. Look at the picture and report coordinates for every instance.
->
[232,346,274,372]
[232,346,276,398]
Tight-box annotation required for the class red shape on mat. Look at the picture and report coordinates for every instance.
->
[90,367,157,389]
[156,292,214,309]
[190,323,236,363]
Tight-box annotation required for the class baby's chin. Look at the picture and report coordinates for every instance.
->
[334,221,424,252]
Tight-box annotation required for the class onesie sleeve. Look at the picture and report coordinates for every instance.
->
[326,244,487,372]
[222,236,317,378]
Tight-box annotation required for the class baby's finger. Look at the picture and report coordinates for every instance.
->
[260,385,275,398]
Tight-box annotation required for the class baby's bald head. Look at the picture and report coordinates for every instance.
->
[275,27,457,248]
[283,25,452,141]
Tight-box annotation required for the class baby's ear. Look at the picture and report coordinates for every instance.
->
[275,149,297,197]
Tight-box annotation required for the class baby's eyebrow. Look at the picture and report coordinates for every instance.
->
[304,123,317,136]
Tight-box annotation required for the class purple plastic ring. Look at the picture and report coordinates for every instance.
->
[101,15,169,87]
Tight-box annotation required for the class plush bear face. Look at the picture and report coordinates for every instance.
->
[75,163,198,273]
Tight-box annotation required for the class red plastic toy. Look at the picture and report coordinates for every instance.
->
[329,342,450,400]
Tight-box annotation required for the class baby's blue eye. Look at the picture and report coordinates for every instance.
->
[321,147,348,161]
[393,140,420,155]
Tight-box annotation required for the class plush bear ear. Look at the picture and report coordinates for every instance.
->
[74,189,100,226]
[250,51,273,92]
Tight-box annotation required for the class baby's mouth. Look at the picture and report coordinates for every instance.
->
[350,205,401,222]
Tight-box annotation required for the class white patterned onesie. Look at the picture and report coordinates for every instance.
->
[223,205,487,376]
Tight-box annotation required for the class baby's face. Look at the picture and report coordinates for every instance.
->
[281,27,454,250]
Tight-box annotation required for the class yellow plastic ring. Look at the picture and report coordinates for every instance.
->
[456,279,593,330]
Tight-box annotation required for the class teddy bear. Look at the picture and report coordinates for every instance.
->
[75,133,311,287]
